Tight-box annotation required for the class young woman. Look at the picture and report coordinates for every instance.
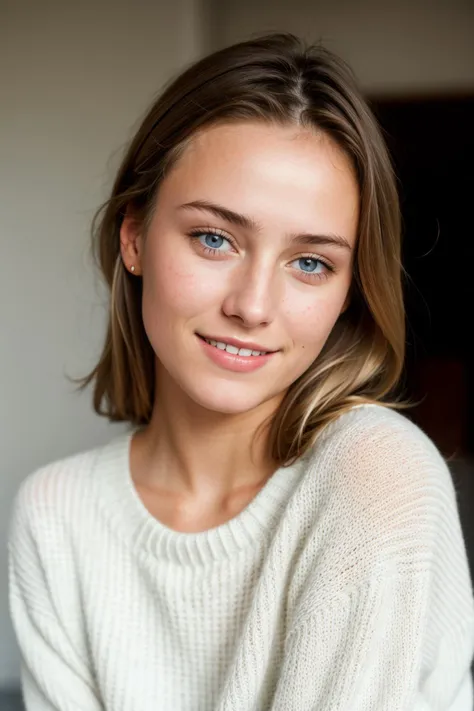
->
[9,32,474,710]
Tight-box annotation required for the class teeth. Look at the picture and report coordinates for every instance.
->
[203,338,267,356]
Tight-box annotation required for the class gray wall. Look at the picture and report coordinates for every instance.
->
[0,0,207,688]
[210,0,474,96]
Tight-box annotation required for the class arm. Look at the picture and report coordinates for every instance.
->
[8,480,104,711]
[271,569,474,710]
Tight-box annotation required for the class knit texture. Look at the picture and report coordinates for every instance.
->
[8,404,474,710]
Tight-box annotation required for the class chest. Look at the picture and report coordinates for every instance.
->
[79,536,286,710]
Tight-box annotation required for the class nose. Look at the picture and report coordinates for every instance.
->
[221,260,281,329]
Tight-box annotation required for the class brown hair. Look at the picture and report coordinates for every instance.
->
[80,32,413,465]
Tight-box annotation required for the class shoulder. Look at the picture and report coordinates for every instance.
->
[302,404,463,573]
[8,431,130,546]
[12,446,100,527]
[317,403,455,503]
[321,402,445,457]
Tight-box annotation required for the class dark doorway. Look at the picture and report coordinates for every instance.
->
[371,95,474,460]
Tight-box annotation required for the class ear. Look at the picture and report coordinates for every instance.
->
[119,209,144,276]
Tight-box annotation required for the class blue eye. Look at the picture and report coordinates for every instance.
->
[294,257,324,273]
[289,256,333,282]
[190,230,233,253]
[203,233,226,250]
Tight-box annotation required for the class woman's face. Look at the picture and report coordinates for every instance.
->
[121,121,359,415]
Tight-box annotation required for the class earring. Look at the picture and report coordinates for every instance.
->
[130,265,135,273]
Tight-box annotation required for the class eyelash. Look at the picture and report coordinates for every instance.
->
[187,227,335,283]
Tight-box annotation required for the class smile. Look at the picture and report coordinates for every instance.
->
[201,338,268,357]
[196,334,278,373]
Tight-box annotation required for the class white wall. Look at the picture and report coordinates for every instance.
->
[210,0,474,96]
[0,0,207,688]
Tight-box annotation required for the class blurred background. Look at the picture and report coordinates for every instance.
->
[1,0,473,706]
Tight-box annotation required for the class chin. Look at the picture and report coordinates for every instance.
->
[186,379,276,417]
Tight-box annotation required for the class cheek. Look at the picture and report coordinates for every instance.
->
[283,288,345,349]
[141,240,224,322]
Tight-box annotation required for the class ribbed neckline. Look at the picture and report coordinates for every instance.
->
[95,404,381,568]
[96,428,311,568]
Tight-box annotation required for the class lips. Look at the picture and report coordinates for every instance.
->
[196,333,277,354]
[201,337,267,357]
[197,333,278,373]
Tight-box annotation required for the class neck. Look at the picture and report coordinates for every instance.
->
[132,373,282,502]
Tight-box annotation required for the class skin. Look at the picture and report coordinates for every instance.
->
[120,120,359,527]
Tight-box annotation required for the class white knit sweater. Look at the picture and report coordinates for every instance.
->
[8,404,474,710]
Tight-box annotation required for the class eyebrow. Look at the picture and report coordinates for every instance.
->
[177,199,352,251]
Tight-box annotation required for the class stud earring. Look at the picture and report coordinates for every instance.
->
[130,265,135,273]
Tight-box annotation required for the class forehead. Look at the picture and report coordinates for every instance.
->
[172,120,355,186]
[159,121,359,241]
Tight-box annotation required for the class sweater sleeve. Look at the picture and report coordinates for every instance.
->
[270,569,474,711]
[8,477,104,711]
